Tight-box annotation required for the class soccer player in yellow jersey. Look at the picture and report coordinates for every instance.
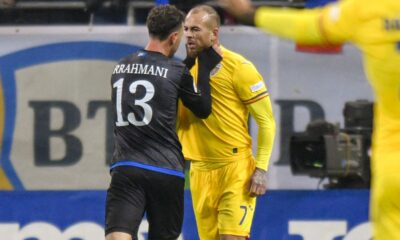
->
[177,5,276,240]
[219,0,400,239]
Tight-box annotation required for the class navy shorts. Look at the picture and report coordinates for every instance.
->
[105,166,184,240]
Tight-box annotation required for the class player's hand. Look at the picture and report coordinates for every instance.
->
[248,168,267,197]
[218,0,254,19]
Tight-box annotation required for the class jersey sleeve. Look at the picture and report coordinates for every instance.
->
[320,0,361,43]
[254,0,360,45]
[255,7,324,44]
[178,67,211,119]
[233,60,269,105]
[248,97,276,171]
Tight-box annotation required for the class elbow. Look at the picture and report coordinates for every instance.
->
[182,95,212,119]
[192,95,212,119]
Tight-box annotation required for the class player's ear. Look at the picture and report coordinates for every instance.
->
[169,31,179,46]
[211,27,219,43]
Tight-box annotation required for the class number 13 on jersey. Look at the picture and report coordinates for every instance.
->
[113,78,155,127]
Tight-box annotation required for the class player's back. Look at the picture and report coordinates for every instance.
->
[110,50,187,172]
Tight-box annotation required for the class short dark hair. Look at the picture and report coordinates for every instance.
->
[146,5,185,41]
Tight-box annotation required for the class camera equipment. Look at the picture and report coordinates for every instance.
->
[290,100,373,188]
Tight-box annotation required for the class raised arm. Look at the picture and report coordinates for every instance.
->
[179,46,222,118]
[219,0,357,44]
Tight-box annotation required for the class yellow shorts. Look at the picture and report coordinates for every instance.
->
[371,152,400,240]
[189,157,256,239]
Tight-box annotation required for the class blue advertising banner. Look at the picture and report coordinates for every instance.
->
[0,190,371,240]
[306,0,337,8]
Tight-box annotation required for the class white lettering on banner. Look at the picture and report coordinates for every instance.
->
[0,223,18,240]
[0,221,183,240]
[344,222,372,240]
[289,221,372,240]
[0,222,103,240]
[289,221,346,240]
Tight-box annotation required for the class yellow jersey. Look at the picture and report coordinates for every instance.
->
[255,0,400,171]
[177,46,268,163]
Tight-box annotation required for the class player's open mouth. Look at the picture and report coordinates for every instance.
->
[187,42,196,48]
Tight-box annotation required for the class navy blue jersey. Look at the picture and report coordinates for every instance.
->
[110,49,218,174]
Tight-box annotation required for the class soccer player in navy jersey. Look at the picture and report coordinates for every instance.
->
[105,5,221,240]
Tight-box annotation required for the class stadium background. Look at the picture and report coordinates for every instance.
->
[0,0,373,239]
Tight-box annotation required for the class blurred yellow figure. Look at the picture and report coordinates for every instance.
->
[219,0,400,239]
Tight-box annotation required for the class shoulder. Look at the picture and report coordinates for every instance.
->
[165,58,191,83]
[221,46,257,71]
[168,58,188,77]
[222,48,253,65]
[168,58,186,68]
[116,53,135,64]
[221,46,247,63]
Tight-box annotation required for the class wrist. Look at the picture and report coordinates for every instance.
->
[255,167,267,173]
